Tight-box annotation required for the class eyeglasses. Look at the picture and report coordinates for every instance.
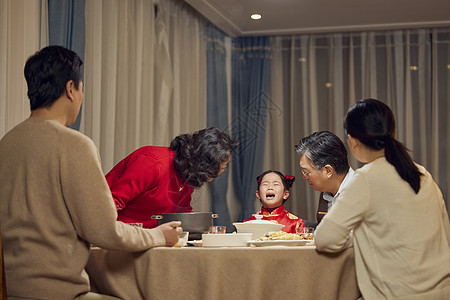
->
[301,169,312,177]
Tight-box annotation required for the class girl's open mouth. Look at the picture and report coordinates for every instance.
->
[266,193,275,200]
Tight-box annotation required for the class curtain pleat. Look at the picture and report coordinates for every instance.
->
[0,0,48,139]
[83,0,207,175]
[231,36,271,221]
[206,23,233,230]
[48,0,85,130]
[431,28,450,214]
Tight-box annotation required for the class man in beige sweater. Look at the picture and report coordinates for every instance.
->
[0,46,182,300]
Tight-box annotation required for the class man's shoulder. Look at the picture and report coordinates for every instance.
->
[41,122,98,157]
[1,118,91,148]
[54,124,96,149]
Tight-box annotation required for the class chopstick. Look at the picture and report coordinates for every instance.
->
[318,212,328,215]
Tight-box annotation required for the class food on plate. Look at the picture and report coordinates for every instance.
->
[257,230,305,241]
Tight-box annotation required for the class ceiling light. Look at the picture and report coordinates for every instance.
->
[251,13,262,20]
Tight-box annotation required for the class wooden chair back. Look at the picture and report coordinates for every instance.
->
[0,226,6,300]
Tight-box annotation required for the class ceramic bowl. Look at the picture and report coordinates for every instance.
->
[233,218,284,240]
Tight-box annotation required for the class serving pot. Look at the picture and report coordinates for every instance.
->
[151,212,219,240]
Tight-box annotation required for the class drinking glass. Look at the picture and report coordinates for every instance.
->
[210,226,226,234]
[296,227,315,240]
[177,232,189,247]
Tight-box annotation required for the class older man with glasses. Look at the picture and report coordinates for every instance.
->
[295,131,354,225]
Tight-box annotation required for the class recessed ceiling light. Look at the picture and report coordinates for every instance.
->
[251,13,262,20]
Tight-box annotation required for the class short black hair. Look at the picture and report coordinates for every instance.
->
[24,45,83,110]
[170,127,238,188]
[295,131,349,175]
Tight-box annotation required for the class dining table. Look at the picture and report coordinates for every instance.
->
[86,243,360,300]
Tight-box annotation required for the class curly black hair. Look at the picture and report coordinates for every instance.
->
[170,127,238,188]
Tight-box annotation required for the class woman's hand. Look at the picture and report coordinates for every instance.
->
[157,221,183,246]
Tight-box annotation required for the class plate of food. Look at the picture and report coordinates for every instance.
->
[247,230,311,247]
[248,239,309,247]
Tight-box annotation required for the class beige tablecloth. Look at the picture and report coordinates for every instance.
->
[86,245,360,300]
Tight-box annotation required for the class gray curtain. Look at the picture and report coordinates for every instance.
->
[268,29,450,219]
[432,28,450,214]
[48,0,85,130]
[206,23,233,231]
[231,36,271,222]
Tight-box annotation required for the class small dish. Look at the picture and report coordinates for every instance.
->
[187,240,202,247]
[202,233,252,248]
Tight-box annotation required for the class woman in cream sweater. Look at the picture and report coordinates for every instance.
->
[315,98,450,299]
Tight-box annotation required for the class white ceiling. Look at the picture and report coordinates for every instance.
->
[184,0,450,36]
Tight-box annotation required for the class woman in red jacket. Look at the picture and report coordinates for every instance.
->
[106,127,238,228]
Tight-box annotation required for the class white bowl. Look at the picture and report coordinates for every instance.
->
[233,219,284,240]
[202,233,253,247]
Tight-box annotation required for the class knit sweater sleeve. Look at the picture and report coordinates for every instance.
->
[315,170,369,252]
[434,175,450,248]
[59,132,166,250]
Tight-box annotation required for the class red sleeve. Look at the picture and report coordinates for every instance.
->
[106,155,160,211]
[296,219,306,231]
